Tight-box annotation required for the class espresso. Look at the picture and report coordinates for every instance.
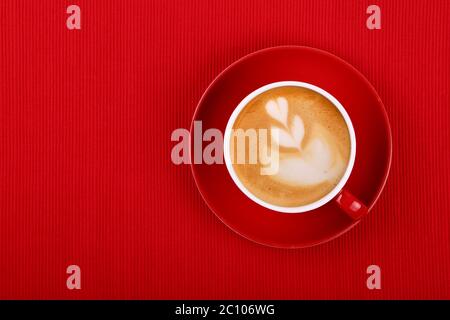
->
[229,86,351,207]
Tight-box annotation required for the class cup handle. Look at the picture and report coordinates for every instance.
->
[335,189,368,220]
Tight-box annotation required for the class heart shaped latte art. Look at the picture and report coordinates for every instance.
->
[264,97,345,187]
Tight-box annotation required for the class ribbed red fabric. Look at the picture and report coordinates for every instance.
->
[0,0,448,299]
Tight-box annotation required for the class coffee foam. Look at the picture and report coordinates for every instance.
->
[231,86,351,207]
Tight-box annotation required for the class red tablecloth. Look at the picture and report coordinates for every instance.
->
[0,0,448,299]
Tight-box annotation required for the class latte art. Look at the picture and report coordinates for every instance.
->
[230,86,351,207]
[264,97,346,187]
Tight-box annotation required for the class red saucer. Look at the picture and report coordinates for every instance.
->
[190,46,392,248]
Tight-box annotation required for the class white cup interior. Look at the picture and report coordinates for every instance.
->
[223,81,356,213]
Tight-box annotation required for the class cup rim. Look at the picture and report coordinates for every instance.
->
[223,81,357,213]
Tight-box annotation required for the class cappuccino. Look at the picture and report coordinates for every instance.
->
[228,85,351,208]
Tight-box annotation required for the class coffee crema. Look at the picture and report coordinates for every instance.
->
[229,86,351,207]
